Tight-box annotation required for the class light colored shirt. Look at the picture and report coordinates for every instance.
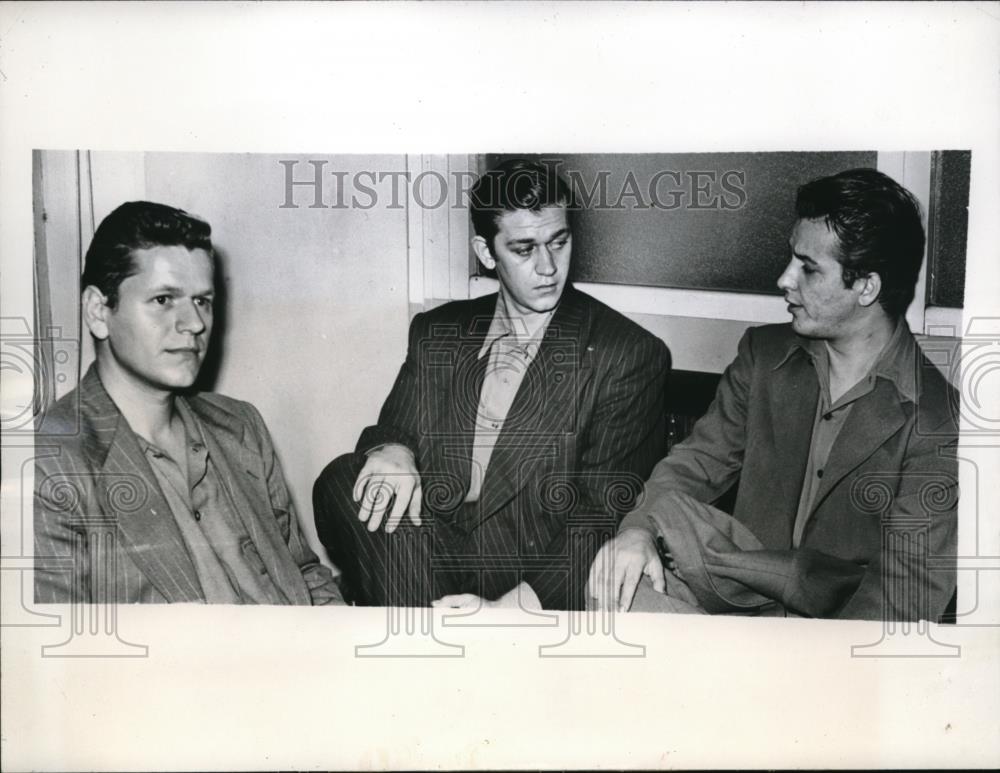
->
[140,400,285,604]
[465,293,555,502]
[792,320,915,547]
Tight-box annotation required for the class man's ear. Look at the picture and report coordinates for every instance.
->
[81,286,112,340]
[856,271,883,308]
[472,236,496,271]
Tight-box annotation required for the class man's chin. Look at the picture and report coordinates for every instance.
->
[789,317,812,336]
[529,288,564,313]
[790,320,826,340]
[161,366,202,390]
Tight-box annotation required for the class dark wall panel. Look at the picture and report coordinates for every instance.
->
[927,150,971,309]
[487,152,877,295]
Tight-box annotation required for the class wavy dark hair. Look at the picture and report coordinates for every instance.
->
[469,158,575,249]
[796,168,925,318]
[81,201,213,308]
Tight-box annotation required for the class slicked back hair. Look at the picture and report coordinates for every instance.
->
[469,159,575,250]
[796,168,925,318]
[81,201,213,308]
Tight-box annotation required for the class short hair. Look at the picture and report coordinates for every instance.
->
[469,158,575,248]
[81,201,213,308]
[795,168,925,318]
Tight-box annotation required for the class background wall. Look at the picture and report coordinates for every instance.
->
[485,151,879,294]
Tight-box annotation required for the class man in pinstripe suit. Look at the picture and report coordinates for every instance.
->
[314,159,671,611]
[34,201,342,604]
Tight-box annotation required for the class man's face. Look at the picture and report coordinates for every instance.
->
[777,218,865,340]
[93,245,214,395]
[476,205,572,317]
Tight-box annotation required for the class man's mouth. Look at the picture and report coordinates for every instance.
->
[166,347,201,356]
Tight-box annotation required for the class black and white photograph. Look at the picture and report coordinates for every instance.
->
[2,3,998,771]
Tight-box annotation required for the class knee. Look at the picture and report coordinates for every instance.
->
[313,452,364,530]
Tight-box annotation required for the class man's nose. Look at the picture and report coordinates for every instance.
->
[176,300,207,334]
[535,245,557,276]
[776,260,797,292]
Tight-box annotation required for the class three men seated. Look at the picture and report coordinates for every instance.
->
[35,161,958,621]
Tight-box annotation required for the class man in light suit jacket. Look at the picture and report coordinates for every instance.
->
[34,201,342,605]
[314,159,671,610]
[589,168,958,622]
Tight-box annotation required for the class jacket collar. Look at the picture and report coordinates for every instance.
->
[766,324,914,521]
[78,364,249,466]
[478,290,556,360]
[772,318,918,404]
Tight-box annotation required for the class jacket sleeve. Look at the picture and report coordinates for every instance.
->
[527,332,672,610]
[33,453,90,603]
[620,326,755,539]
[355,311,426,457]
[245,404,344,606]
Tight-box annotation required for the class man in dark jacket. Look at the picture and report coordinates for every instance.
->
[589,168,958,622]
[314,159,671,610]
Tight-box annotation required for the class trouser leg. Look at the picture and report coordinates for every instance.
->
[313,453,469,606]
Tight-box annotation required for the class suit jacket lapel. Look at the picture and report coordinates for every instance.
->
[445,322,489,505]
[186,396,310,603]
[407,299,492,511]
[184,395,262,536]
[768,348,819,529]
[810,379,907,514]
[478,287,592,522]
[79,368,204,603]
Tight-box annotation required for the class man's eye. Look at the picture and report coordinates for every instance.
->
[802,266,816,275]
[194,297,213,309]
[153,295,172,305]
[513,247,534,257]
[551,239,568,250]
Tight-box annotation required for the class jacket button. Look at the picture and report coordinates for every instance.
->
[193,510,202,521]
[817,470,823,479]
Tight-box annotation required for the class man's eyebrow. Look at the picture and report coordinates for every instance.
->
[148,284,215,296]
[506,228,571,246]
[791,250,818,266]
[148,284,184,295]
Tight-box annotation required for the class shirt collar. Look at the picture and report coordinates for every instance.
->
[870,317,918,403]
[137,397,208,459]
[773,319,918,403]
[478,291,556,359]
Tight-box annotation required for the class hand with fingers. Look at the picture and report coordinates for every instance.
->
[661,543,685,582]
[587,527,666,613]
[433,581,541,611]
[353,443,422,533]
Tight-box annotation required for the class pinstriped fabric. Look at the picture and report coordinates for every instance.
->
[34,366,341,605]
[314,454,461,606]
[315,285,670,610]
